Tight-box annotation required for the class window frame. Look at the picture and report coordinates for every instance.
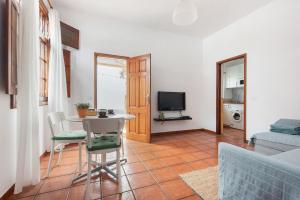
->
[39,0,50,105]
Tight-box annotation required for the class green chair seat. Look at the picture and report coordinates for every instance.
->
[87,135,121,151]
[52,130,86,141]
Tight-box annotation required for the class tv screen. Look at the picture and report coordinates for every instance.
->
[158,92,186,111]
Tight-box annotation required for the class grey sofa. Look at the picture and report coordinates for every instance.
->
[218,142,300,200]
[251,131,300,155]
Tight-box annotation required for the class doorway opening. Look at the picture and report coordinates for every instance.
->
[94,53,128,112]
[94,53,152,143]
[216,54,247,141]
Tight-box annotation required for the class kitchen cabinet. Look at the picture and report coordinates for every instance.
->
[225,64,244,88]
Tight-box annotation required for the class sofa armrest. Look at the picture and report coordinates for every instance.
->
[218,143,300,200]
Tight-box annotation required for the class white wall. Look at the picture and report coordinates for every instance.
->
[0,0,16,196]
[201,0,300,139]
[0,93,17,197]
[57,7,203,133]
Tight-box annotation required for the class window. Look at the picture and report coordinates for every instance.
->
[39,0,50,104]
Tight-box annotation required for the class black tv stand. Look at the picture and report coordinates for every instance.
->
[153,116,192,122]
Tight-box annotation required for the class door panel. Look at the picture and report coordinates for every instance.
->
[139,60,147,72]
[129,76,137,107]
[126,54,151,143]
[139,76,147,107]
[138,113,146,134]
[129,113,136,133]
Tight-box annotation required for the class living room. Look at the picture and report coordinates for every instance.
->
[1,0,300,199]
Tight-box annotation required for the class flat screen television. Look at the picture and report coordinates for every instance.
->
[158,91,186,111]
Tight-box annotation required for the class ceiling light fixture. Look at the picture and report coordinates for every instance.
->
[172,0,198,26]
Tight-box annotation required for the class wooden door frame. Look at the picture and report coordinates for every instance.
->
[216,53,247,141]
[94,52,129,109]
[94,52,152,143]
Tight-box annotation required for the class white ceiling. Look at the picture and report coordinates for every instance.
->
[54,0,274,38]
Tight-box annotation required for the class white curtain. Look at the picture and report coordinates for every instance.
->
[48,9,68,114]
[15,0,40,194]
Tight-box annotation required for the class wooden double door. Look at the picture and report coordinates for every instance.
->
[126,54,151,143]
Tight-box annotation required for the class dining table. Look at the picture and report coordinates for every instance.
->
[66,113,135,183]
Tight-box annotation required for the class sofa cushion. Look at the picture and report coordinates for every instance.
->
[251,131,300,148]
[270,119,300,135]
[255,139,299,153]
[271,149,300,167]
[87,135,121,151]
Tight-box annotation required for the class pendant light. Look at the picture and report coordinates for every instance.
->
[172,0,198,26]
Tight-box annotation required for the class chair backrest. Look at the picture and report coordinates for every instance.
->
[82,118,125,148]
[48,112,66,137]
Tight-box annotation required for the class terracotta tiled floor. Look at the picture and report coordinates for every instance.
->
[10,130,252,200]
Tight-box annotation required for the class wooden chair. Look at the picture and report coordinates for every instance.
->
[47,112,86,177]
[82,118,124,200]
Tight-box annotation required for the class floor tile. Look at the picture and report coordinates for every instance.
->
[169,163,193,176]
[134,147,152,154]
[124,155,140,163]
[101,169,125,181]
[182,146,199,153]
[35,189,68,200]
[10,196,35,200]
[50,164,77,177]
[190,152,211,160]
[127,171,156,189]
[11,182,43,199]
[60,156,80,165]
[62,150,80,158]
[150,168,177,183]
[102,191,135,200]
[40,159,53,169]
[159,156,184,167]
[123,162,146,175]
[178,153,199,163]
[203,158,218,166]
[68,184,86,200]
[159,179,194,200]
[143,159,164,170]
[182,195,203,200]
[138,152,155,161]
[167,148,185,156]
[152,151,172,158]
[39,174,73,193]
[188,160,210,170]
[82,181,102,200]
[101,176,130,197]
[133,185,167,200]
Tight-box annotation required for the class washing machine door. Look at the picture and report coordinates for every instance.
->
[232,111,242,122]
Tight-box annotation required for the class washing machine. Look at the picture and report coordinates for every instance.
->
[224,104,244,130]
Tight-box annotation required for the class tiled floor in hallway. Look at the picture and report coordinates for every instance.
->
[10,130,252,200]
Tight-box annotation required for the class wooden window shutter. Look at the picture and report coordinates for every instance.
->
[6,0,18,96]
[61,22,79,49]
[63,49,71,97]
[6,0,19,109]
